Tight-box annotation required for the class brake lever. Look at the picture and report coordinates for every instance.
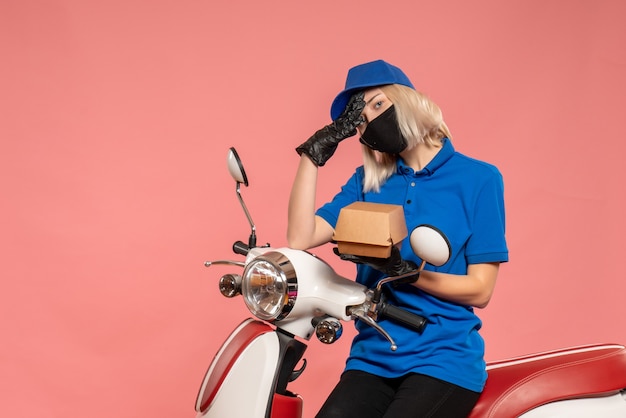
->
[204,260,245,268]
[349,305,398,351]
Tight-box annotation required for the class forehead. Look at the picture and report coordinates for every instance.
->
[363,87,386,103]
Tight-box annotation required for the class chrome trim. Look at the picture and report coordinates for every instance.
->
[242,251,298,321]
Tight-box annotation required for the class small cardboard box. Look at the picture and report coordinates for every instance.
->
[333,202,408,258]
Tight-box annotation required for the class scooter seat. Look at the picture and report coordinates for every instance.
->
[469,343,626,418]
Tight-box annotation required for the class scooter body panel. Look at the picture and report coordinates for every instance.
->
[195,319,281,418]
[470,343,626,418]
[246,247,367,340]
[271,392,303,417]
[520,392,626,417]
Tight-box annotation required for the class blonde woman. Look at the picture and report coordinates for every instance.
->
[288,60,508,417]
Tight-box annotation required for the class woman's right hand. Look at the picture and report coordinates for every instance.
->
[295,91,365,167]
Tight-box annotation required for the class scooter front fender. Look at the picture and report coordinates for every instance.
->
[195,318,301,418]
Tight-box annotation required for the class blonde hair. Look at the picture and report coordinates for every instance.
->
[361,84,451,193]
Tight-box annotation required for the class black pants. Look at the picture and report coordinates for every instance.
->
[315,370,481,418]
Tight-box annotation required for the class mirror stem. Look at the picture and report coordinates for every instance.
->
[373,260,426,299]
[236,182,257,248]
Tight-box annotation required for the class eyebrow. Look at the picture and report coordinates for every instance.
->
[366,93,382,106]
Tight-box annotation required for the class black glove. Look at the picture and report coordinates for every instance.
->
[296,92,366,167]
[333,246,420,282]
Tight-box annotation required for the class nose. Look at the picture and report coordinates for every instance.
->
[358,105,381,134]
[356,117,368,136]
[360,106,375,124]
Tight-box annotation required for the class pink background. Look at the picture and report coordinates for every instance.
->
[1,1,625,417]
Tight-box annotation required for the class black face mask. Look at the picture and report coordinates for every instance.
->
[359,105,407,154]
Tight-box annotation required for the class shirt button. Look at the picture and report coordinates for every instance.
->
[410,182,416,187]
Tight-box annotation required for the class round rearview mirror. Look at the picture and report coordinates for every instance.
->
[227,147,248,186]
[409,225,451,267]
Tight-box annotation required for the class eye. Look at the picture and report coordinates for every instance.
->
[373,100,384,109]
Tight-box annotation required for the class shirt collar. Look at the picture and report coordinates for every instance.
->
[397,137,455,177]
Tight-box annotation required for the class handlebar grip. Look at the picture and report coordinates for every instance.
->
[232,241,250,256]
[379,303,427,333]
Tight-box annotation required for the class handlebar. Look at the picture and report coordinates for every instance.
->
[232,241,250,256]
[379,302,427,333]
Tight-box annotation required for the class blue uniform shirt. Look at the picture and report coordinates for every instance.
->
[316,138,508,392]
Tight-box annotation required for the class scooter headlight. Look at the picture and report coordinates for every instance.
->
[241,251,297,321]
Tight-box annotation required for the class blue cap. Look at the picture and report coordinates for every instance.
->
[330,60,415,120]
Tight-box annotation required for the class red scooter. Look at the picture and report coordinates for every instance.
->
[194,148,626,417]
